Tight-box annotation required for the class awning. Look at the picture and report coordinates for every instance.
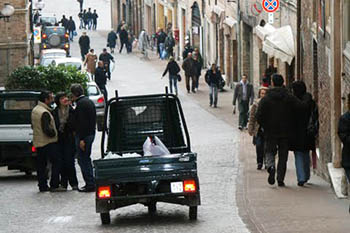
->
[263,25,295,65]
[213,5,225,16]
[223,17,237,28]
[255,23,276,41]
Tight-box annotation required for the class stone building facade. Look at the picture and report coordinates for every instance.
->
[0,0,32,86]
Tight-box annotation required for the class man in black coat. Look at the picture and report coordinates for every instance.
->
[119,27,129,54]
[290,81,317,186]
[107,30,117,53]
[59,15,68,31]
[338,93,350,190]
[257,74,301,187]
[99,48,114,80]
[92,9,98,30]
[70,84,96,192]
[95,61,108,100]
[67,16,76,42]
[233,75,255,130]
[182,53,197,93]
[78,32,90,61]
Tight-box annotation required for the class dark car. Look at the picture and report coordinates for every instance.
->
[41,26,70,55]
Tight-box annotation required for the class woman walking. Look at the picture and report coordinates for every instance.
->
[162,56,180,95]
[107,30,117,54]
[205,64,222,108]
[53,92,79,191]
[84,49,97,79]
[338,93,350,213]
[248,87,268,170]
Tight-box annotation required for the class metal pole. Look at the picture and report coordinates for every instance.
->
[237,0,241,79]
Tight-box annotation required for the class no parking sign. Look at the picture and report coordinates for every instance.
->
[262,0,280,13]
[33,27,41,44]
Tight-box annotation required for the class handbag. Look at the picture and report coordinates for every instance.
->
[73,31,77,37]
[177,74,182,82]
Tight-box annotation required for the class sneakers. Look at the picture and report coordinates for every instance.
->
[267,167,276,185]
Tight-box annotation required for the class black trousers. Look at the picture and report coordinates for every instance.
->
[265,137,288,182]
[36,143,61,190]
[58,138,78,188]
[119,41,128,53]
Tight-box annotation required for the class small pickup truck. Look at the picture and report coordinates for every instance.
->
[94,91,201,224]
[0,90,40,175]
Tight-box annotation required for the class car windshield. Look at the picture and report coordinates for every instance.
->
[42,52,66,58]
[87,85,100,96]
[40,17,56,24]
[44,27,65,35]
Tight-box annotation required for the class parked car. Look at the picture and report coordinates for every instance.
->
[41,26,70,55]
[41,57,83,71]
[86,82,105,131]
[0,90,40,175]
[39,49,67,66]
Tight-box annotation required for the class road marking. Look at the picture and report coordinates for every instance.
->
[47,216,73,224]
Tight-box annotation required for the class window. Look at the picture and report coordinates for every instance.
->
[87,85,100,96]
[3,99,37,110]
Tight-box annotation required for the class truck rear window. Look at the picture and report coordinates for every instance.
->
[3,99,37,110]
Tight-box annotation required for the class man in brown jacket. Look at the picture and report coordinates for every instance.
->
[182,52,197,93]
[31,91,63,192]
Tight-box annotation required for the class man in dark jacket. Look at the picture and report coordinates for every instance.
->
[182,53,197,93]
[162,56,180,95]
[71,84,96,192]
[205,64,222,108]
[164,32,175,58]
[182,43,194,59]
[86,8,93,30]
[233,75,255,130]
[95,61,108,100]
[107,30,117,53]
[257,74,301,187]
[338,93,350,190]
[59,15,68,31]
[92,9,98,30]
[99,48,114,80]
[290,81,316,186]
[78,32,90,61]
[119,27,129,53]
[157,28,167,59]
[67,16,76,42]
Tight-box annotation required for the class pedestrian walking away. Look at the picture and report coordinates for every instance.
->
[31,91,63,192]
[107,30,118,54]
[162,56,181,95]
[53,92,79,191]
[338,93,350,213]
[182,52,197,94]
[248,87,268,170]
[290,81,317,186]
[92,9,98,30]
[77,0,83,12]
[233,75,255,130]
[99,48,114,80]
[59,15,68,32]
[79,31,90,61]
[95,61,108,101]
[70,84,96,192]
[119,26,129,54]
[84,49,97,79]
[256,74,302,187]
[67,16,76,42]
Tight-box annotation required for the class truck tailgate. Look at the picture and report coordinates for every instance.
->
[94,153,197,182]
[0,125,33,142]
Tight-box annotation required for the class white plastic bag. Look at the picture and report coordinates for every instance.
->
[143,136,170,156]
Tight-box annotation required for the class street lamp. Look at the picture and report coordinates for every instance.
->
[0,3,15,22]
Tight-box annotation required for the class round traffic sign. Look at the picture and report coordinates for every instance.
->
[262,0,280,13]
[34,29,39,36]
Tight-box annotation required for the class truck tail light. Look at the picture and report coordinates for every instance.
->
[64,43,69,49]
[65,33,69,38]
[43,44,47,49]
[98,186,111,199]
[183,180,196,193]
[31,146,36,153]
[42,33,47,39]
[97,97,104,103]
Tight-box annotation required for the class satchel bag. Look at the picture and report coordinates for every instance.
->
[177,74,182,82]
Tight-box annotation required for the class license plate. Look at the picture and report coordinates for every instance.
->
[170,182,183,193]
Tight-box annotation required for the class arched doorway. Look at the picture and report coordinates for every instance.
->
[191,2,201,48]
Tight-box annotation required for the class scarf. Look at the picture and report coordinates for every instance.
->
[58,106,69,133]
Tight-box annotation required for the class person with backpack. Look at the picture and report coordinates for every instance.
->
[290,80,318,186]
[162,56,180,95]
[205,63,223,108]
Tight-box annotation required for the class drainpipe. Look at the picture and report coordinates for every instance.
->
[237,0,241,78]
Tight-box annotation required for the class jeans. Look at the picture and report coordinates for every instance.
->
[238,100,249,128]
[119,41,127,53]
[69,30,74,41]
[169,75,178,95]
[209,84,218,106]
[36,143,62,190]
[58,138,78,188]
[93,21,97,30]
[159,43,165,59]
[88,19,93,30]
[76,134,95,187]
[294,151,311,183]
[265,137,289,182]
[79,18,84,29]
[185,75,197,92]
[255,134,265,166]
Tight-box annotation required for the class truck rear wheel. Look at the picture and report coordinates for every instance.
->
[189,206,197,220]
[100,212,111,225]
[148,202,157,215]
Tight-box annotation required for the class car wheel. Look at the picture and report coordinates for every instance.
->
[100,212,111,225]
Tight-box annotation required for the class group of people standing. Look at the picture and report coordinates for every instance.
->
[78,8,98,31]
[31,85,96,192]
[59,15,76,42]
